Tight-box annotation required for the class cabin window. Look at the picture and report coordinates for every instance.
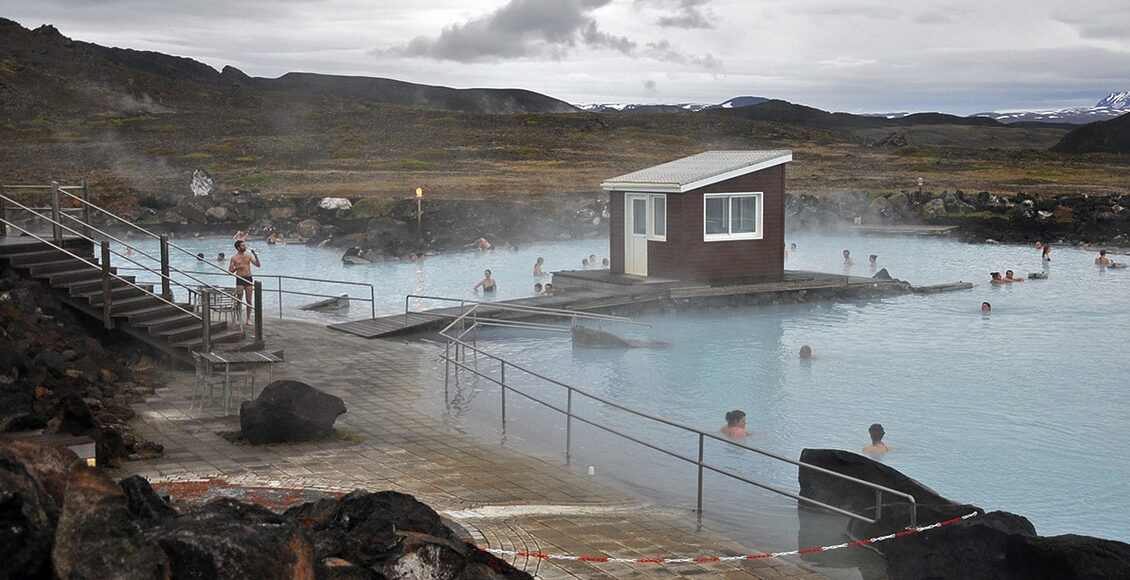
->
[632,197,647,235]
[649,194,666,241]
[703,193,763,241]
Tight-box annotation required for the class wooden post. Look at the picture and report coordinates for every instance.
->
[50,181,62,244]
[253,281,263,343]
[80,179,91,238]
[159,235,171,298]
[100,242,113,329]
[200,288,212,353]
[0,180,7,236]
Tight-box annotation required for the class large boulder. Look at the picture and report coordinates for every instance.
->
[285,490,531,579]
[206,205,231,221]
[240,380,346,444]
[1006,533,1130,580]
[799,449,950,515]
[883,510,1036,580]
[119,475,177,520]
[0,439,80,506]
[923,198,948,220]
[0,448,59,579]
[145,498,315,579]
[296,219,322,239]
[52,464,156,579]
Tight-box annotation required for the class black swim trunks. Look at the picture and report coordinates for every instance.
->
[236,275,254,287]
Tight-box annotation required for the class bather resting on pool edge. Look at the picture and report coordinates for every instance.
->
[720,410,749,439]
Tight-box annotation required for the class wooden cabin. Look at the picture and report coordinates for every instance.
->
[601,150,792,283]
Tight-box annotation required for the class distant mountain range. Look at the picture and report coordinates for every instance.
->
[579,93,1130,126]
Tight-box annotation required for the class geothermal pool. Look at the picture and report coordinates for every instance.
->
[433,234,1130,552]
[126,232,1130,551]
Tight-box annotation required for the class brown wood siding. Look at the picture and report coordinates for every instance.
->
[647,164,786,282]
[609,190,625,275]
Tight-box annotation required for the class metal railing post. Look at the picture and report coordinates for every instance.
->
[159,235,171,298]
[0,180,7,236]
[100,242,113,329]
[500,361,507,435]
[565,388,573,465]
[370,284,376,319]
[80,179,91,238]
[696,433,705,514]
[875,489,883,523]
[277,277,283,318]
[254,281,263,342]
[50,181,62,244]
[444,341,450,401]
[200,288,212,352]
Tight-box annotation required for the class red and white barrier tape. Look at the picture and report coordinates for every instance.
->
[482,511,979,564]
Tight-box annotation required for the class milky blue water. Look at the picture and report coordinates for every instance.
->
[438,235,1130,550]
[122,232,1130,549]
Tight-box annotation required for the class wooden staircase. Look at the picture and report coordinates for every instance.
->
[0,237,245,364]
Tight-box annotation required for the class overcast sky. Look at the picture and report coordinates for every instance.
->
[6,0,1129,114]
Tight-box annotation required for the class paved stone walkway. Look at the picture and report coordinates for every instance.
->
[112,318,830,579]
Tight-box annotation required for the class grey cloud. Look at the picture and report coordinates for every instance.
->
[645,40,722,75]
[913,12,952,25]
[787,2,901,20]
[1054,12,1130,40]
[393,0,626,62]
[656,0,716,29]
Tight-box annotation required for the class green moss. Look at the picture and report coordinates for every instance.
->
[234,155,261,163]
[230,174,268,187]
[146,146,173,155]
[182,152,213,160]
[371,160,444,171]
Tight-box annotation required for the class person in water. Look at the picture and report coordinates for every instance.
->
[720,410,749,438]
[582,258,591,268]
[990,271,1018,284]
[842,249,853,265]
[799,345,815,360]
[869,254,879,270]
[473,269,496,293]
[217,252,225,262]
[1042,243,1052,262]
[543,283,554,296]
[467,237,492,251]
[533,282,543,296]
[196,253,205,261]
[981,301,992,314]
[1004,270,1024,282]
[1096,249,1112,266]
[601,258,610,268]
[862,423,890,454]
[534,257,546,277]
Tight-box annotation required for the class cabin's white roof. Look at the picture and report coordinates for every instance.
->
[601,150,792,193]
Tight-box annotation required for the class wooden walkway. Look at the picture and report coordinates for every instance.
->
[328,270,900,339]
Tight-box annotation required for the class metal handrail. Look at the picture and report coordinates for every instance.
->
[439,312,918,528]
[0,196,199,319]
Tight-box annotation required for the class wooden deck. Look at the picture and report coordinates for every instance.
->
[328,270,903,339]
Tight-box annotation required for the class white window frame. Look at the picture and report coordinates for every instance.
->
[648,194,667,242]
[703,192,763,242]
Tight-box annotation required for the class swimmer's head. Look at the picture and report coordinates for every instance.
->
[582,258,590,267]
[843,249,851,258]
[981,301,991,313]
[869,423,885,444]
[991,272,1002,280]
[725,409,746,427]
[790,243,797,250]
[799,345,813,359]
[1100,249,1108,256]
[536,256,544,264]
[534,283,543,292]
[602,258,610,266]
[1005,270,1015,278]
[869,254,878,263]
[484,269,492,277]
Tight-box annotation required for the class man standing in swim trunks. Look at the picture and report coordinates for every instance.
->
[229,240,260,322]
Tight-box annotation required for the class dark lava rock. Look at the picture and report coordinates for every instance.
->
[799,449,950,515]
[0,448,59,579]
[119,474,177,520]
[872,268,893,280]
[884,510,1036,580]
[52,464,151,579]
[240,380,346,445]
[1006,533,1130,580]
[285,490,531,579]
[571,325,631,348]
[0,439,80,507]
[145,498,315,579]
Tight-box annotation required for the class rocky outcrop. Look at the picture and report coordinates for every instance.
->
[0,274,164,466]
[240,380,347,445]
[4,442,530,579]
[799,448,1130,580]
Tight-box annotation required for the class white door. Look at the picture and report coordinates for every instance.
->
[625,194,648,276]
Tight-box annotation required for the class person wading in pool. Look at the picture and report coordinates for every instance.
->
[862,423,890,454]
[1004,270,1024,282]
[1096,250,1112,266]
[720,410,749,438]
[473,269,497,294]
[229,240,260,322]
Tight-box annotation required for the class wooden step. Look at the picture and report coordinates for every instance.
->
[171,329,245,349]
[0,237,93,258]
[83,284,153,305]
[47,267,115,285]
[124,303,196,323]
[60,275,137,294]
[155,321,229,342]
[137,312,199,332]
[5,247,94,266]
[108,295,165,315]
[28,258,100,276]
